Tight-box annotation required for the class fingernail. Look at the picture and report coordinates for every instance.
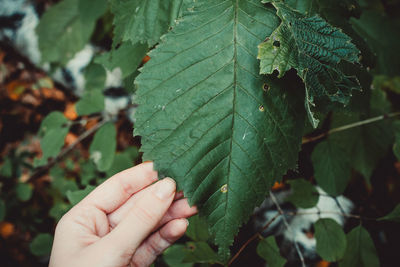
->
[184,218,189,226]
[155,178,176,200]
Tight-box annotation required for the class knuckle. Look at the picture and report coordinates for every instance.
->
[134,205,157,225]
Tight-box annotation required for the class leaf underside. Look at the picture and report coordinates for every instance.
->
[258,2,361,127]
[135,0,304,260]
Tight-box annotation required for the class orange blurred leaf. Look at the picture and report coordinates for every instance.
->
[64,103,78,120]
[315,260,330,267]
[6,81,30,100]
[271,181,285,191]
[0,222,15,239]
[65,132,78,146]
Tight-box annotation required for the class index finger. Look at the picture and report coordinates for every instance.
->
[79,162,158,213]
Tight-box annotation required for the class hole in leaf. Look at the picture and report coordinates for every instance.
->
[262,83,270,92]
[220,184,228,193]
[273,40,280,47]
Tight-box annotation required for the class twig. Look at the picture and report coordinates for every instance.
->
[269,191,306,267]
[286,210,362,219]
[227,212,281,266]
[27,118,109,181]
[302,112,400,144]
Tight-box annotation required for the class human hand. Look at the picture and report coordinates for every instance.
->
[49,162,197,267]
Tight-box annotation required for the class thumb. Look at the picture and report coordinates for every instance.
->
[97,178,176,256]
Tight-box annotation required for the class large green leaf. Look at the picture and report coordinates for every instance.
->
[351,10,400,76]
[311,139,351,196]
[329,89,393,182]
[36,0,108,64]
[110,0,183,46]
[258,1,360,127]
[339,225,379,267]
[315,218,347,262]
[134,0,305,259]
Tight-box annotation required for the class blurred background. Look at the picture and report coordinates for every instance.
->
[1,0,400,266]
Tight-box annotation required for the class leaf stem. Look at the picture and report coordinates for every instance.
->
[27,118,109,181]
[302,111,400,144]
[269,190,306,267]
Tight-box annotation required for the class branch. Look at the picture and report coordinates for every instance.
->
[27,118,109,181]
[269,191,306,267]
[227,212,281,266]
[302,112,400,144]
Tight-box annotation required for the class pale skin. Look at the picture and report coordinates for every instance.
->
[49,162,197,267]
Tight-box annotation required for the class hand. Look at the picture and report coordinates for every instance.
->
[49,162,197,267]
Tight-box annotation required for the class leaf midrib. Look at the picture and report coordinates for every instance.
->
[223,0,240,232]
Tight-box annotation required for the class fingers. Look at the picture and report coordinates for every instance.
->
[79,162,158,213]
[97,178,176,255]
[108,195,197,229]
[131,218,188,266]
[157,198,197,228]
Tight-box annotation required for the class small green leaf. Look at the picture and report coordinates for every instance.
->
[95,42,148,79]
[66,185,96,205]
[339,225,379,267]
[35,112,69,167]
[0,157,13,178]
[183,242,218,264]
[16,183,33,202]
[110,0,183,46]
[84,63,107,91]
[75,90,105,116]
[35,127,69,167]
[80,161,98,185]
[312,140,351,196]
[315,218,347,262]
[186,215,210,242]
[106,153,133,177]
[36,0,108,64]
[163,244,193,267]
[51,176,79,196]
[258,2,360,127]
[286,179,319,208]
[256,236,287,267]
[378,204,400,223]
[39,111,68,136]
[0,199,6,221]
[89,123,117,172]
[49,201,72,221]
[393,121,400,160]
[29,233,53,256]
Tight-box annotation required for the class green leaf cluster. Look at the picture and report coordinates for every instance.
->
[258,1,361,127]
[36,0,108,64]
